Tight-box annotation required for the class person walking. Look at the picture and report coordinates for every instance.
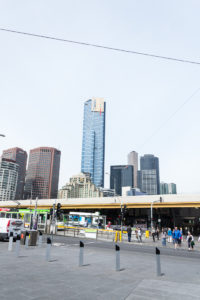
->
[127,225,132,243]
[156,227,160,240]
[161,229,167,246]
[151,227,156,242]
[187,232,195,250]
[138,228,142,243]
[173,227,181,249]
[167,228,172,243]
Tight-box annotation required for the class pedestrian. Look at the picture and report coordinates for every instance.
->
[156,227,160,240]
[138,228,142,243]
[135,228,138,241]
[172,229,175,244]
[151,227,156,242]
[178,227,183,247]
[167,228,172,243]
[187,232,195,250]
[127,225,132,242]
[173,227,181,249]
[161,229,167,246]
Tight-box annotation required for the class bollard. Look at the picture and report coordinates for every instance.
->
[79,241,84,267]
[25,231,29,249]
[46,237,52,262]
[155,247,161,276]
[38,231,43,247]
[115,244,120,271]
[15,234,21,257]
[8,232,13,252]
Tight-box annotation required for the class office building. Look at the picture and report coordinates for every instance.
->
[81,98,106,187]
[25,147,61,199]
[58,172,103,199]
[127,151,138,188]
[2,147,27,199]
[110,165,133,196]
[0,158,19,201]
[138,154,160,195]
[161,182,177,194]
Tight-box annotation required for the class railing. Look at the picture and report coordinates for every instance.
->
[55,226,144,242]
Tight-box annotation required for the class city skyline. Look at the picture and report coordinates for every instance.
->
[1,1,200,193]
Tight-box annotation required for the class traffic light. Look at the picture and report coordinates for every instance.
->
[56,203,61,218]
[122,204,128,216]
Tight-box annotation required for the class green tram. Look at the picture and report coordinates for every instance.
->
[0,209,49,232]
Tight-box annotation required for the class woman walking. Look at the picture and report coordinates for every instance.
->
[187,232,195,250]
[167,228,172,243]
[161,229,167,246]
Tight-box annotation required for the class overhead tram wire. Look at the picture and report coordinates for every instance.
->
[0,28,200,66]
[139,86,200,150]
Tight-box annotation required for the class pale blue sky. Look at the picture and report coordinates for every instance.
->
[0,1,200,193]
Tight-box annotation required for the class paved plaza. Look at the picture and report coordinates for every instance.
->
[1,236,200,300]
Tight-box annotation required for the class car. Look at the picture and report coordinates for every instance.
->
[0,218,24,241]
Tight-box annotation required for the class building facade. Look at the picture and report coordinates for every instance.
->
[138,154,160,195]
[110,165,133,196]
[24,147,61,199]
[127,151,138,188]
[0,158,19,201]
[161,182,177,194]
[58,172,103,199]
[2,147,27,200]
[81,98,106,187]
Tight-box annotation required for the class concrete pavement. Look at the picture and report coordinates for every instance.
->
[1,237,200,299]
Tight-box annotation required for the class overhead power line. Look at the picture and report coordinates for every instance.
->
[139,86,200,149]
[0,27,200,65]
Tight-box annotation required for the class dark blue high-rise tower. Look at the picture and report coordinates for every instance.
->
[81,98,106,187]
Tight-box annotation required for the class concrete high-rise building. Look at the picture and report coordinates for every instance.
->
[58,172,103,199]
[2,147,27,199]
[127,151,138,188]
[25,147,61,199]
[81,98,106,187]
[0,158,19,201]
[110,165,133,196]
[138,154,160,195]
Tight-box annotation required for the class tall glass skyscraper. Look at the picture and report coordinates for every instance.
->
[138,154,160,195]
[81,98,106,187]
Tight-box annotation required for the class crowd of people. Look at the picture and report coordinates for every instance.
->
[151,226,195,250]
[126,225,196,251]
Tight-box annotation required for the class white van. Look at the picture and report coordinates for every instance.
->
[0,218,24,241]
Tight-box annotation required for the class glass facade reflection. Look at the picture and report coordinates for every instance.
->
[110,165,133,196]
[2,148,27,200]
[81,98,106,187]
[139,154,160,195]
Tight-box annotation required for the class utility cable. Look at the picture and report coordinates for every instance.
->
[139,86,200,150]
[0,27,200,65]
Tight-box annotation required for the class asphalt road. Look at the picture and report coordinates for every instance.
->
[47,234,200,259]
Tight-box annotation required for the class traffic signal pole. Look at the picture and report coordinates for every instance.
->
[150,197,163,229]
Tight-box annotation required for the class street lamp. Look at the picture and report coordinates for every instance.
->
[150,197,163,229]
[105,172,117,196]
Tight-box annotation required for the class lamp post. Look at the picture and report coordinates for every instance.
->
[105,172,117,196]
[150,197,163,229]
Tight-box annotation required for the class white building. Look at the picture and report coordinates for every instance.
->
[0,158,19,201]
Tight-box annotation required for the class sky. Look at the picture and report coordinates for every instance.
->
[0,1,200,193]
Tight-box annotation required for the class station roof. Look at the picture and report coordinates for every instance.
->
[1,194,200,209]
